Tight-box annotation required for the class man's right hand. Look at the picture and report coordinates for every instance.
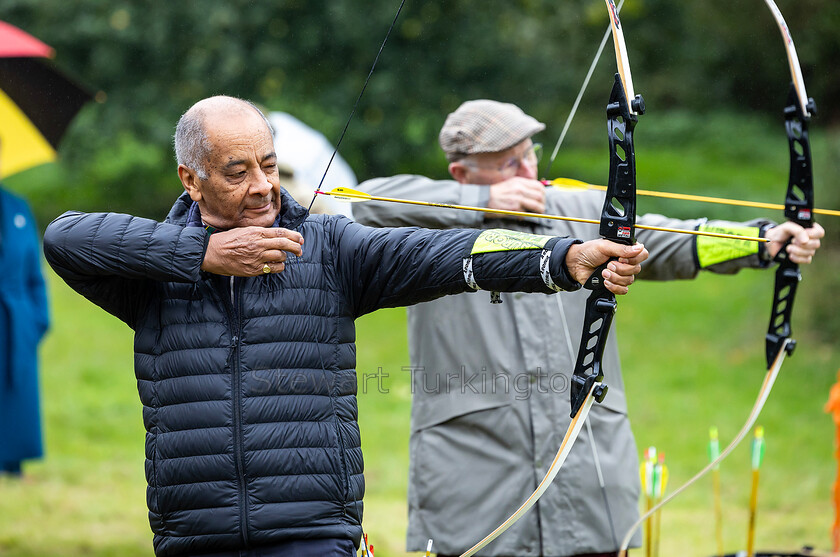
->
[202,227,304,276]
[487,178,546,215]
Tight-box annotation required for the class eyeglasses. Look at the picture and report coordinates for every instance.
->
[462,143,543,176]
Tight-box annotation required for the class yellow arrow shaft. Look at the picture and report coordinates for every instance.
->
[554,181,840,217]
[317,189,769,243]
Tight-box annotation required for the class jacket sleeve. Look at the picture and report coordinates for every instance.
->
[353,175,487,228]
[329,218,581,317]
[43,211,209,327]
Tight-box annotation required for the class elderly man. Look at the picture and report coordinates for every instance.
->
[43,96,648,557]
[353,99,824,557]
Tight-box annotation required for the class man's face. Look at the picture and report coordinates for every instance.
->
[184,110,282,229]
[451,139,541,185]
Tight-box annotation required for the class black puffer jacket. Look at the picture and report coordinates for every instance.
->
[43,190,579,556]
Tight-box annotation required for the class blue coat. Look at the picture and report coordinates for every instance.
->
[44,190,578,556]
[0,186,49,465]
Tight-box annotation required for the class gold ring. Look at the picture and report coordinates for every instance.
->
[262,264,271,274]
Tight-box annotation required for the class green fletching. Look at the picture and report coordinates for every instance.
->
[652,462,661,498]
[708,426,721,469]
[751,426,765,470]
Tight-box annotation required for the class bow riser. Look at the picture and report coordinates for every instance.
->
[602,74,642,244]
[765,84,816,368]
[569,291,613,417]
[570,71,643,418]
[782,85,815,226]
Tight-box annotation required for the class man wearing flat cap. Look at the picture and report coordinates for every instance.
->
[353,99,823,557]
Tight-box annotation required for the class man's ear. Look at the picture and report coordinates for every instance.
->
[178,164,202,202]
[449,162,469,184]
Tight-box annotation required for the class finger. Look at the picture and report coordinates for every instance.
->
[793,227,811,245]
[519,196,546,214]
[593,240,629,259]
[787,251,813,264]
[262,250,289,264]
[786,244,817,263]
[808,223,826,239]
[261,234,305,256]
[602,278,630,296]
[602,267,635,287]
[615,243,647,265]
[774,221,809,245]
[790,238,820,252]
[523,181,547,200]
[513,181,546,213]
[263,227,305,246]
[617,252,648,266]
[607,261,642,278]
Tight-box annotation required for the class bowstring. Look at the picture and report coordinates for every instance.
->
[308,0,408,212]
[543,0,625,179]
[298,0,408,546]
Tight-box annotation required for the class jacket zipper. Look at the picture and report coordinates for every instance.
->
[226,276,251,547]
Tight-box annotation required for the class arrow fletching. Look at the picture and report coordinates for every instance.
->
[751,426,765,470]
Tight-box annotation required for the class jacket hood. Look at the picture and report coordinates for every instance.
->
[164,187,310,230]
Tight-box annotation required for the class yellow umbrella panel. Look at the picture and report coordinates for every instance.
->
[0,87,55,178]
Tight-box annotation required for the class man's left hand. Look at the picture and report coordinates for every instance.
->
[565,240,649,295]
[765,221,825,264]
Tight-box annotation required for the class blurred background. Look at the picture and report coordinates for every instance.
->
[1,0,839,555]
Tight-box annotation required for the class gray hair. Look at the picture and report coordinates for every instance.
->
[173,96,274,181]
[174,109,211,180]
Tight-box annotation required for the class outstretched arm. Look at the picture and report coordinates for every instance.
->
[332,219,648,317]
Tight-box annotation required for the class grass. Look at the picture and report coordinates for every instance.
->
[2,112,839,556]
[357,273,840,557]
[8,268,835,557]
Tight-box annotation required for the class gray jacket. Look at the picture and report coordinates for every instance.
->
[354,175,771,556]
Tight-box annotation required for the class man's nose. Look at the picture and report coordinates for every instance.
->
[517,160,538,180]
[250,171,273,195]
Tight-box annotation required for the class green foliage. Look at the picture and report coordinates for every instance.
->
[3,0,838,224]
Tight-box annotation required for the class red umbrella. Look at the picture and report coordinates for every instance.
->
[0,20,94,178]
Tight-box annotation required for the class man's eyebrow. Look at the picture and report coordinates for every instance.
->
[222,152,276,170]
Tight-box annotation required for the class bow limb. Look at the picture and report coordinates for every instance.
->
[605,0,638,114]
[764,0,817,368]
[456,381,601,557]
[763,0,811,118]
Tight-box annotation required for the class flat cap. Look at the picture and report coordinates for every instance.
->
[439,100,545,162]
